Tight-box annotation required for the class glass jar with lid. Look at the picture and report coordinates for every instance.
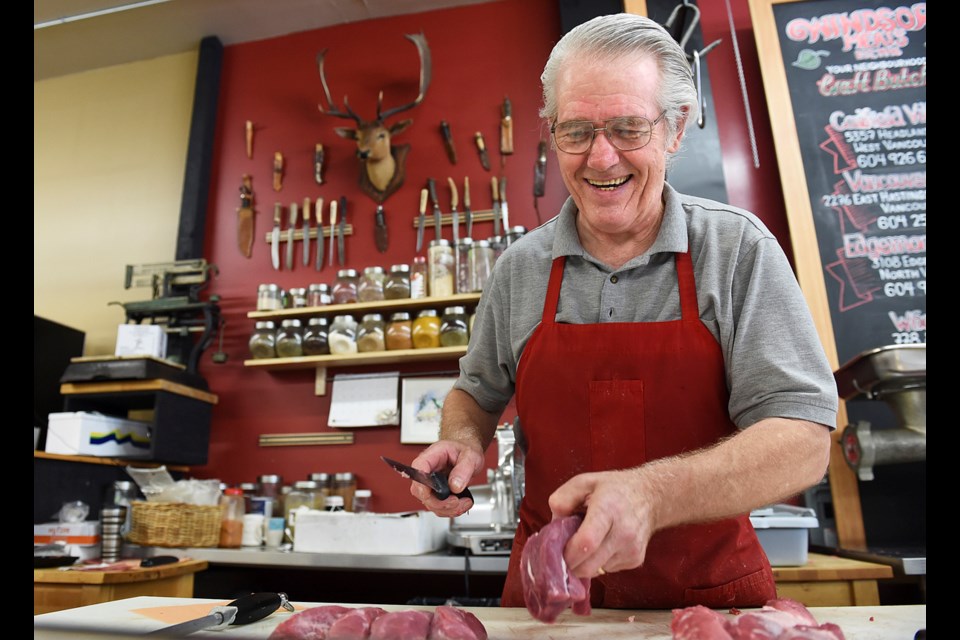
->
[385,311,413,351]
[333,269,360,304]
[410,256,428,299]
[469,239,495,292]
[248,321,277,359]
[275,319,304,358]
[302,317,330,356]
[358,266,386,302]
[285,480,323,536]
[307,472,333,503]
[455,238,473,294]
[440,306,470,347]
[427,239,455,297]
[328,314,358,354]
[332,472,357,512]
[307,283,332,307]
[384,264,411,300]
[412,309,441,349]
[288,287,308,308]
[357,313,386,353]
[257,284,282,311]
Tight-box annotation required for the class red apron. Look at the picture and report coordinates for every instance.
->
[501,252,776,609]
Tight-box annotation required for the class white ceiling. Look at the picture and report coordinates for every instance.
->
[34,0,501,81]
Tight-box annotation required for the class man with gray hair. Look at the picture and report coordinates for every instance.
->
[409,13,838,611]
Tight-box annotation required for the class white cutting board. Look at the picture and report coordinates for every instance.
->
[34,596,925,639]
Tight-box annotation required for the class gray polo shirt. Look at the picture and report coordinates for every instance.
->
[455,182,838,430]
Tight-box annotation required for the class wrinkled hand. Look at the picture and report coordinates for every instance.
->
[548,468,658,579]
[409,439,484,518]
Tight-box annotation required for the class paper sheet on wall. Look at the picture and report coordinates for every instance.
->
[400,376,457,443]
[327,372,400,428]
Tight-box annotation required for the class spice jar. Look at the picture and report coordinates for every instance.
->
[332,472,357,512]
[386,312,413,351]
[412,309,441,349]
[384,264,411,300]
[469,239,495,292]
[307,283,332,307]
[285,480,323,536]
[302,317,330,356]
[410,256,428,299]
[358,266,386,302]
[307,473,333,504]
[455,238,473,294]
[506,225,528,247]
[488,236,506,262]
[257,284,282,311]
[248,321,277,359]
[427,239,455,297]
[256,474,284,522]
[328,314,358,354]
[289,287,308,308]
[440,306,470,347]
[357,313,386,353]
[219,487,245,548]
[275,319,304,358]
[324,495,345,512]
[333,269,360,304]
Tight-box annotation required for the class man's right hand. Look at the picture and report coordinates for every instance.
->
[409,439,484,518]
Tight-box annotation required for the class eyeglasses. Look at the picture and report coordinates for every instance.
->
[550,112,667,154]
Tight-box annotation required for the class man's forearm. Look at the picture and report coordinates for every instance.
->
[440,388,501,452]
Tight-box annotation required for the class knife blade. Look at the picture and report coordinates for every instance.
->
[374,205,389,253]
[337,196,347,266]
[427,178,442,241]
[314,143,325,185]
[380,456,474,501]
[147,592,291,637]
[499,175,510,235]
[440,120,457,164]
[474,131,491,171]
[237,175,255,258]
[315,197,325,271]
[416,188,428,253]
[499,96,514,168]
[271,202,282,270]
[463,176,473,239]
[447,177,459,246]
[491,176,501,238]
[286,201,298,270]
[328,198,337,267]
[302,197,311,266]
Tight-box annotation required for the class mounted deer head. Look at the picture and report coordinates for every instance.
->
[317,33,432,204]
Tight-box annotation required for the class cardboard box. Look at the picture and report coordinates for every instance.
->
[35,521,102,561]
[46,412,152,458]
[115,324,167,358]
[751,504,819,566]
[294,510,448,555]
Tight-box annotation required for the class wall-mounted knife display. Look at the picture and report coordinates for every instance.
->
[427,178,443,241]
[416,188,428,253]
[237,175,255,258]
[374,205,388,254]
[474,131,491,171]
[315,198,324,271]
[314,143,325,185]
[337,196,347,266]
[463,176,473,239]
[273,152,284,191]
[491,176,501,238]
[302,197,311,267]
[245,121,254,159]
[533,139,547,225]
[271,202,282,270]
[499,96,514,168]
[261,199,353,258]
[447,177,460,246]
[440,120,457,165]
[286,201,298,270]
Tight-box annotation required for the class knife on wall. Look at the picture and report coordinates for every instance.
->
[491,176,501,238]
[499,175,510,235]
[271,202,282,270]
[314,143,325,185]
[440,120,457,165]
[286,201,298,270]
[337,196,347,266]
[237,174,255,258]
[374,205,388,254]
[302,197,311,267]
[447,177,460,246]
[328,198,337,267]
[474,131,491,171]
[273,152,284,191]
[427,178,442,241]
[315,197,324,271]
[416,188,428,253]
[533,139,547,225]
[499,96,514,168]
[463,176,473,239]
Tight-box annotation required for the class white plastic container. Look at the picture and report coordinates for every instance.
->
[750,504,819,566]
[293,510,447,555]
[46,412,152,458]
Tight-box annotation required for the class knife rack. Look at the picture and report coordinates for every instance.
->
[262,225,354,243]
[409,209,498,228]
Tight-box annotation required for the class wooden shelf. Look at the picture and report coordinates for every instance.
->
[34,451,190,473]
[244,345,467,371]
[59,379,218,405]
[247,293,481,321]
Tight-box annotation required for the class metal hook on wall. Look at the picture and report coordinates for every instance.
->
[664,0,700,52]
[690,40,721,129]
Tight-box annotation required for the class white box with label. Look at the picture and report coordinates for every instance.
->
[293,510,448,555]
[34,521,102,561]
[115,324,167,358]
[46,412,152,458]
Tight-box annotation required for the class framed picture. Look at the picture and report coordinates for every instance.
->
[400,376,457,444]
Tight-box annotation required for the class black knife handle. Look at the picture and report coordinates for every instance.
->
[429,472,474,502]
[141,555,179,567]
[227,592,283,626]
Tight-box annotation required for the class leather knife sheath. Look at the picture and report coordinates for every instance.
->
[237,175,255,258]
[374,205,389,253]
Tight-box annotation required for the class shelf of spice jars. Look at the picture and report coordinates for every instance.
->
[243,344,468,371]
[246,292,482,322]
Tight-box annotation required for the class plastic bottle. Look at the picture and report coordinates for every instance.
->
[219,488,245,548]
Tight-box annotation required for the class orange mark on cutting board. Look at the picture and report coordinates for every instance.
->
[132,602,303,624]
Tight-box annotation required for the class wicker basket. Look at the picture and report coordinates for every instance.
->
[127,500,222,548]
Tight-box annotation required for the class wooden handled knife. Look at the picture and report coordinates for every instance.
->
[337,196,347,266]
[447,177,459,246]
[286,202,298,270]
[314,143,325,185]
[328,199,337,267]
[416,188,428,253]
[374,205,389,254]
[491,176,501,238]
[440,120,457,164]
[500,175,510,235]
[427,178,442,241]
[237,175,255,258]
[271,202,282,270]
[474,131,491,171]
[302,197,311,267]
[500,96,514,168]
[273,152,284,191]
[315,197,325,271]
[245,121,254,159]
[463,176,473,239]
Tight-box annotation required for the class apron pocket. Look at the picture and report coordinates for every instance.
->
[588,379,645,470]
[682,566,776,608]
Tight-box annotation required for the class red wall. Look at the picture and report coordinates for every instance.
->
[195,0,791,513]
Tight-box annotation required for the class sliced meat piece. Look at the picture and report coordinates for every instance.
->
[727,612,785,639]
[428,605,488,640]
[520,514,591,624]
[670,605,733,640]
[369,610,433,640]
[763,598,820,627]
[268,604,354,640]
[779,623,846,640]
[327,607,387,640]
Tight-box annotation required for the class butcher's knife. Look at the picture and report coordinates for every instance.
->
[463,176,473,239]
[146,592,292,637]
[328,198,338,267]
[302,197,311,267]
[286,201,298,270]
[380,456,474,501]
[314,143,325,185]
[447,177,460,246]
[440,120,457,164]
[499,96,514,168]
[271,202,282,271]
[314,197,325,271]
[427,178,443,241]
[499,175,510,236]
[474,131,491,171]
[237,174,255,258]
[273,152,284,191]
[337,196,347,266]
[374,205,389,253]
[491,176,501,238]
[416,188,428,253]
